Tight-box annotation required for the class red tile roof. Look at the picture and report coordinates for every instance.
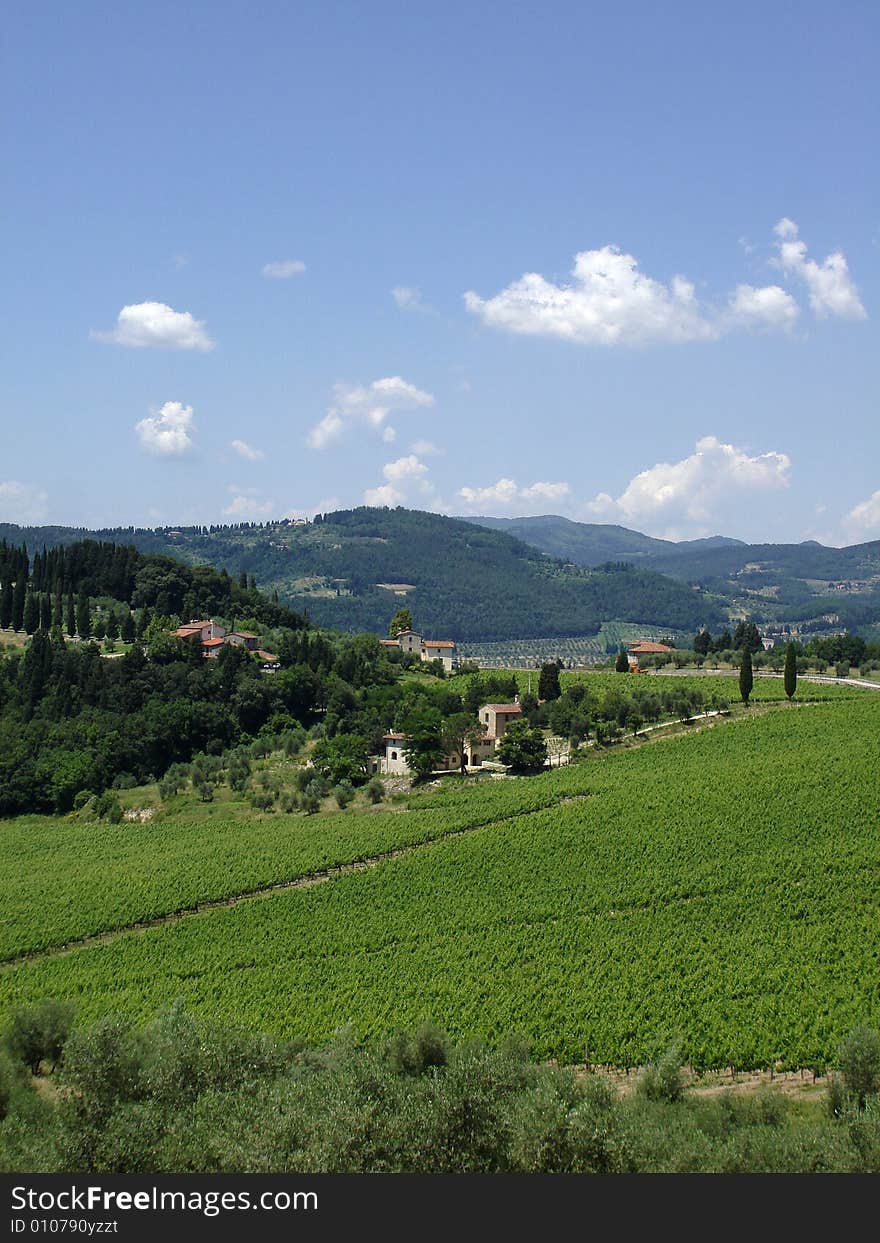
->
[202,637,225,648]
[422,640,455,648]
[628,641,673,654]
[383,732,406,741]
[483,703,522,714]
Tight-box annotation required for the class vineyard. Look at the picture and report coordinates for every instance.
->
[456,622,684,667]
[1,686,877,1071]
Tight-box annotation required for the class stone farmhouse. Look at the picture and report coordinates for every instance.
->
[626,640,673,669]
[174,620,277,665]
[380,700,522,775]
[378,629,457,673]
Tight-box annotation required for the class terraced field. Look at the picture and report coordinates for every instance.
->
[1,685,877,1070]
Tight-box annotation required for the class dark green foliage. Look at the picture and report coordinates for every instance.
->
[4,1000,76,1074]
[496,719,547,772]
[638,1039,686,1103]
[0,580,13,629]
[11,577,26,631]
[739,647,753,706]
[783,642,797,701]
[615,647,630,673]
[366,777,385,804]
[733,621,763,653]
[836,1025,880,1109]
[333,780,356,809]
[538,661,562,700]
[3,1004,880,1173]
[312,734,371,786]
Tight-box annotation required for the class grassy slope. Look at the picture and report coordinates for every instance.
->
[1,684,876,1069]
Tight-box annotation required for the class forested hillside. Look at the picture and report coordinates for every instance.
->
[0,509,729,640]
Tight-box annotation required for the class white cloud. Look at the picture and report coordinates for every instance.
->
[585,436,791,538]
[364,483,406,507]
[726,283,800,330]
[773,218,866,320]
[391,286,429,312]
[307,376,434,449]
[382,455,429,484]
[135,402,195,457]
[465,246,718,346]
[382,426,397,443]
[92,301,215,350]
[844,490,880,539]
[0,480,49,524]
[230,438,265,461]
[223,487,275,519]
[457,477,571,513]
[262,259,306,279]
[410,439,444,456]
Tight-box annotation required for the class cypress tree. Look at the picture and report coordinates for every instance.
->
[53,585,63,629]
[66,594,76,638]
[105,611,119,639]
[23,591,39,635]
[783,642,797,702]
[615,647,630,673]
[538,661,562,700]
[12,577,26,631]
[40,593,52,631]
[76,591,91,638]
[739,646,753,707]
[121,611,135,642]
[0,580,12,630]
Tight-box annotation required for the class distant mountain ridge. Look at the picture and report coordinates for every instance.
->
[4,508,879,639]
[0,509,729,642]
[464,514,880,636]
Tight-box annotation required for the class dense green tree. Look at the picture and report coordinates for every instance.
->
[693,629,711,656]
[312,734,371,786]
[615,647,630,673]
[441,712,485,774]
[389,607,414,638]
[0,579,12,629]
[39,594,52,631]
[121,611,135,642]
[496,719,547,772]
[783,642,797,701]
[22,591,39,635]
[401,708,445,780]
[739,646,753,707]
[733,621,763,653]
[75,592,91,639]
[538,661,562,700]
[11,576,26,631]
[66,594,76,638]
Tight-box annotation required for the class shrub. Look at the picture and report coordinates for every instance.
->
[334,780,356,809]
[5,1000,76,1074]
[637,1039,686,1104]
[93,791,123,823]
[837,1024,880,1109]
[250,792,275,812]
[366,778,385,804]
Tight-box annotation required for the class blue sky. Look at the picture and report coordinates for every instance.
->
[3,0,878,544]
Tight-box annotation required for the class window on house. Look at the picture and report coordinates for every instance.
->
[391,751,397,761]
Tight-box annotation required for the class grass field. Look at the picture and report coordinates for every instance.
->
[1,681,877,1071]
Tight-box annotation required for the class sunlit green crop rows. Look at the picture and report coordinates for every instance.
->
[2,696,877,1069]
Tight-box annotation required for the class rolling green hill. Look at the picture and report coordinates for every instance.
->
[1,510,729,640]
[465,514,880,635]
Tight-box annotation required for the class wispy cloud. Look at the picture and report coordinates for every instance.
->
[0,480,49,524]
[262,259,306,279]
[391,285,430,313]
[230,438,265,461]
[92,301,215,350]
[457,478,570,513]
[308,376,434,449]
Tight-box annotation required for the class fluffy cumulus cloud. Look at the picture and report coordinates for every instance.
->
[92,302,215,350]
[773,219,866,320]
[586,436,792,538]
[262,259,306,279]
[364,455,431,506]
[0,480,49,524]
[457,478,571,513]
[844,490,880,539]
[465,247,717,346]
[230,438,264,461]
[726,283,800,330]
[135,402,195,457]
[308,377,434,449]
